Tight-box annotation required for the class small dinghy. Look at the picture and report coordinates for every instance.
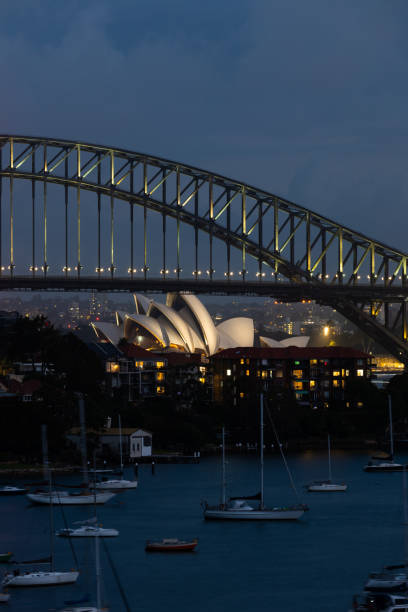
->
[145,538,198,552]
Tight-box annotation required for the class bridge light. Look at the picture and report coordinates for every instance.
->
[62,266,72,272]
[325,274,329,279]
[389,276,392,280]
[357,275,361,279]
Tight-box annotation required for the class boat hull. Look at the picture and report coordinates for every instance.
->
[27,492,115,505]
[308,483,347,492]
[145,542,198,552]
[91,479,138,490]
[364,463,407,472]
[57,527,118,537]
[0,488,26,495]
[204,508,305,520]
[3,571,79,586]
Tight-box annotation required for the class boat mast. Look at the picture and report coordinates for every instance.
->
[221,427,226,507]
[78,393,89,489]
[404,466,408,568]
[388,394,394,459]
[119,414,123,474]
[42,424,54,572]
[328,434,332,483]
[260,393,264,510]
[95,533,102,611]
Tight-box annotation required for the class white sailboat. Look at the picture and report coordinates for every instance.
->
[90,415,137,491]
[28,398,116,505]
[27,490,115,505]
[364,395,407,472]
[59,528,105,612]
[203,394,308,520]
[3,426,79,588]
[307,434,347,492]
[57,520,119,538]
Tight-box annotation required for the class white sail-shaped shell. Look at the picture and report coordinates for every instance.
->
[279,336,310,347]
[91,322,122,346]
[167,293,218,355]
[216,318,254,348]
[133,294,151,315]
[259,336,283,348]
[147,301,195,352]
[123,314,165,349]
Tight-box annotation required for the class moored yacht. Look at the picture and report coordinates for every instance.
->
[27,490,115,505]
[364,395,408,472]
[351,592,408,611]
[203,395,308,521]
[307,435,347,492]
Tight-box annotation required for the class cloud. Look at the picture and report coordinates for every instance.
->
[0,0,408,269]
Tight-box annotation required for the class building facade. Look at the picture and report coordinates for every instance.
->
[212,346,372,409]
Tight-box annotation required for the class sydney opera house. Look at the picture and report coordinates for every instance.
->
[92,293,309,356]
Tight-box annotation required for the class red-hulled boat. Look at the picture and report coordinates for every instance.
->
[145,538,198,552]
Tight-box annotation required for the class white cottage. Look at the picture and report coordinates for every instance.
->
[68,427,152,460]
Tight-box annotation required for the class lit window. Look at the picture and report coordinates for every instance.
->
[333,371,340,377]
[357,401,364,407]
[293,381,303,390]
[292,370,303,378]
[199,377,205,384]
[276,370,283,378]
[261,371,268,379]
[357,369,364,377]
[240,358,245,365]
[106,362,119,373]
[156,361,165,368]
[226,369,232,376]
[156,386,165,394]
[246,370,250,376]
[333,380,339,387]
[310,380,316,389]
[135,361,144,369]
[310,359,317,365]
[345,369,350,376]
[156,372,164,381]
[239,392,245,398]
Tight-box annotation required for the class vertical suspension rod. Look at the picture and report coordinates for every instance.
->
[97,158,101,276]
[110,194,114,278]
[31,150,36,275]
[64,157,69,276]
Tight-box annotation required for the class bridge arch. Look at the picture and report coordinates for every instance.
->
[0,135,407,364]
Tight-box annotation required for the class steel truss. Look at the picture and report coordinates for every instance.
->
[0,135,407,364]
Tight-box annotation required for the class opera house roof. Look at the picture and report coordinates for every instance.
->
[92,292,309,356]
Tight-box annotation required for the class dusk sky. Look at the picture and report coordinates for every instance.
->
[1,1,408,258]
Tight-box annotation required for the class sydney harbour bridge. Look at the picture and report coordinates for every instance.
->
[0,135,407,365]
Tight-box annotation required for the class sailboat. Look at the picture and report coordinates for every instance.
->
[57,517,119,538]
[203,394,308,520]
[307,434,347,492]
[364,395,408,472]
[3,427,79,588]
[58,528,105,612]
[27,398,116,505]
[90,416,137,491]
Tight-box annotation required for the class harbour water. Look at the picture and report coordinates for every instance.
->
[1,450,407,612]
